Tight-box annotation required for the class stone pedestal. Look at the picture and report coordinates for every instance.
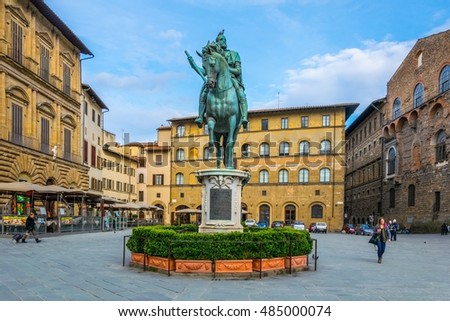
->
[195,169,250,233]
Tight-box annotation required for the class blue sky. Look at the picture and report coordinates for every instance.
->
[44,0,450,142]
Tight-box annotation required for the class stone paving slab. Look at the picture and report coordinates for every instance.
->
[0,230,449,301]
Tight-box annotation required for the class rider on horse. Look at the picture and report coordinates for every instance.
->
[192,30,248,129]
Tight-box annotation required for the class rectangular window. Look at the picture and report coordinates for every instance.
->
[83,140,88,163]
[434,192,441,212]
[11,20,23,64]
[261,119,268,130]
[138,157,146,168]
[92,109,95,122]
[97,114,101,126]
[389,189,395,208]
[408,185,416,207]
[301,116,309,128]
[138,191,144,202]
[63,128,72,160]
[156,193,161,198]
[11,104,23,145]
[322,115,330,127]
[41,117,50,154]
[153,174,164,185]
[281,117,288,129]
[63,63,71,96]
[40,45,50,81]
[91,146,96,167]
[155,155,162,165]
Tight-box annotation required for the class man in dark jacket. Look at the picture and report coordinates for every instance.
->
[22,211,41,243]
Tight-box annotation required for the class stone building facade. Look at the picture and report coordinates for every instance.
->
[0,0,91,188]
[169,104,357,231]
[346,30,450,228]
[345,98,385,225]
[381,30,450,226]
[125,126,172,224]
[81,84,109,194]
[101,131,138,202]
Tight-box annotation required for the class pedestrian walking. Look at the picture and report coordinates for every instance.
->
[112,213,117,233]
[390,219,398,241]
[21,211,41,243]
[441,223,448,235]
[374,217,390,263]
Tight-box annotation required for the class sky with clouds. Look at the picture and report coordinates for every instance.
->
[44,0,450,142]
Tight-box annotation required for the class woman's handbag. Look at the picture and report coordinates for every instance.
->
[368,234,379,245]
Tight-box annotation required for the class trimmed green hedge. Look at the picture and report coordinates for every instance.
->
[126,225,313,260]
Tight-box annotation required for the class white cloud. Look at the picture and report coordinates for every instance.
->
[427,19,450,36]
[158,29,183,40]
[92,71,184,92]
[278,40,414,109]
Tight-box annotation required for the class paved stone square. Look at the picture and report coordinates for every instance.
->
[0,230,449,301]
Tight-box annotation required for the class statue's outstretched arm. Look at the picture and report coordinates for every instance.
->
[185,50,206,82]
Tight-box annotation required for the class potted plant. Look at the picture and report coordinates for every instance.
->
[126,225,313,275]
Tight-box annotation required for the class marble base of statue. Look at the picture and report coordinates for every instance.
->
[195,169,250,233]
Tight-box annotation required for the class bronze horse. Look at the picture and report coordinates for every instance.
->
[200,43,241,169]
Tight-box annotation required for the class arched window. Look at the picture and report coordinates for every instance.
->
[176,148,184,161]
[176,125,185,137]
[417,51,423,67]
[439,65,450,93]
[393,98,401,119]
[175,173,184,185]
[241,144,250,158]
[319,168,331,182]
[320,140,331,155]
[278,169,289,183]
[299,141,310,155]
[408,184,416,207]
[436,130,447,162]
[138,173,144,183]
[413,83,424,108]
[299,169,309,183]
[259,170,269,183]
[387,147,396,175]
[284,205,296,225]
[311,204,323,219]
[279,142,289,156]
[259,143,269,157]
[259,205,270,223]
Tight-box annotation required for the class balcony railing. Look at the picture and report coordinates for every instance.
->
[7,132,81,163]
[8,132,36,149]
[7,48,34,70]
[6,49,77,100]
